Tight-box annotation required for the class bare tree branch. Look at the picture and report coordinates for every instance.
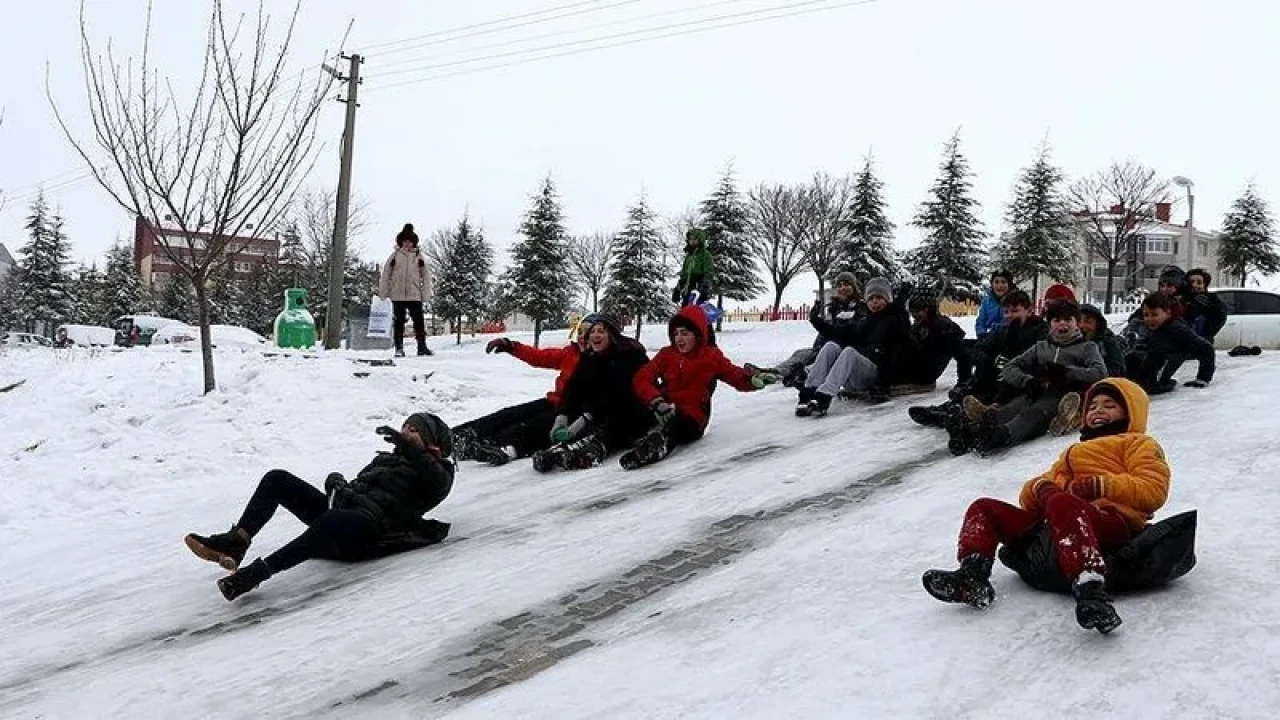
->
[47,0,342,393]
[569,232,614,312]
[801,172,854,298]
[746,183,809,315]
[1065,160,1173,312]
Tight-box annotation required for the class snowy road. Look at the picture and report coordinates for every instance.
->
[1,322,1276,718]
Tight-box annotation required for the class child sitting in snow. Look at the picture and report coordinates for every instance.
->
[1126,292,1215,395]
[922,378,1170,634]
[184,414,454,601]
[950,300,1106,455]
[625,305,780,469]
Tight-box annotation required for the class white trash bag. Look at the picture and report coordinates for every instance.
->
[367,297,393,339]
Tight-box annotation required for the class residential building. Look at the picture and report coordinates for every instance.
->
[1065,202,1233,307]
[0,242,15,281]
[133,216,280,289]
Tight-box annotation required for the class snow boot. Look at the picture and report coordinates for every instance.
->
[795,386,816,417]
[944,410,975,456]
[619,429,671,470]
[217,558,273,602]
[532,445,569,473]
[185,526,251,571]
[453,428,479,462]
[962,395,991,424]
[974,424,1012,457]
[1149,378,1178,396]
[562,435,608,470]
[469,438,513,467]
[922,554,996,609]
[809,391,834,417]
[394,347,406,358]
[1048,392,1082,437]
[909,403,950,428]
[1072,577,1122,634]
[782,365,808,389]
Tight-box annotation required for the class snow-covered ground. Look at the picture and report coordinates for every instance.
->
[0,320,1276,719]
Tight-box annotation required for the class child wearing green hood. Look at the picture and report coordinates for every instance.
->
[673,227,714,307]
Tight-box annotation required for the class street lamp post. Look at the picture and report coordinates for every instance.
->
[1172,176,1195,270]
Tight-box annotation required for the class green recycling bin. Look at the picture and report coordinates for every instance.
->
[274,288,317,349]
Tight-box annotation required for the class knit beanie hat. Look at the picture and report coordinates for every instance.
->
[864,277,893,302]
[1158,265,1187,288]
[396,223,420,246]
[834,271,858,289]
[907,288,939,313]
[1043,284,1077,305]
[404,412,453,458]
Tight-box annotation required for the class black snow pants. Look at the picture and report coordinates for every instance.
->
[236,470,381,573]
[991,392,1062,446]
[392,300,427,351]
[456,397,559,458]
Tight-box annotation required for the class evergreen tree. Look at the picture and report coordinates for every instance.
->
[0,273,19,331]
[992,142,1077,297]
[1219,183,1280,287]
[507,176,572,346]
[12,196,75,334]
[70,262,107,325]
[603,192,668,339]
[699,166,764,319]
[240,262,283,336]
[838,155,899,284]
[205,259,246,326]
[906,132,988,297]
[433,215,494,344]
[100,241,146,324]
[158,274,197,323]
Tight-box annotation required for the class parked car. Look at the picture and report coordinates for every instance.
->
[114,315,184,346]
[152,323,267,348]
[56,324,118,347]
[0,331,53,349]
[1210,288,1280,350]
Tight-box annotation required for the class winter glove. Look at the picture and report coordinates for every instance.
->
[376,425,406,447]
[1067,475,1105,501]
[994,355,1010,371]
[750,371,781,389]
[1032,477,1063,507]
[650,398,677,424]
[486,337,513,354]
[324,472,347,508]
[1183,379,1209,389]
[550,415,571,444]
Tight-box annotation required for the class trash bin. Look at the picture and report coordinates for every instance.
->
[274,288,317,349]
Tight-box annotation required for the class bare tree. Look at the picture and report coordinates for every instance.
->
[802,173,855,298]
[746,183,809,315]
[295,187,371,266]
[661,205,700,282]
[569,232,614,312]
[424,226,455,282]
[48,1,338,393]
[1066,161,1173,312]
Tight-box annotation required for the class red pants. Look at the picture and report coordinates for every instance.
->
[956,493,1132,579]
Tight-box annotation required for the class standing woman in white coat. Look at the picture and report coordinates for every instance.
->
[379,223,433,356]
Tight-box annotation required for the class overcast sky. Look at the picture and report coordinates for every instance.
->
[1,0,1277,307]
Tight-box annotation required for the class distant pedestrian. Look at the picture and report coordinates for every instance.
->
[379,223,433,357]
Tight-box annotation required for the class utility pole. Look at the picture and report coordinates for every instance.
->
[322,53,362,350]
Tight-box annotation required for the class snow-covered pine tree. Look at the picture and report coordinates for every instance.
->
[907,132,988,298]
[70,262,106,325]
[12,196,75,334]
[992,142,1077,297]
[838,155,899,285]
[205,259,246,326]
[699,166,764,322]
[239,262,283,336]
[0,271,20,331]
[100,241,146,324]
[1219,183,1280,287]
[433,215,494,344]
[507,176,572,346]
[158,274,197,323]
[603,192,668,339]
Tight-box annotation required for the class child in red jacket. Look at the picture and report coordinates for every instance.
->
[624,305,779,468]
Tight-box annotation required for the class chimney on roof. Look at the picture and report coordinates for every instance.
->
[1155,202,1172,223]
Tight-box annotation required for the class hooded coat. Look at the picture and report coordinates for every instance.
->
[1018,378,1170,531]
[678,231,714,299]
[1183,291,1228,340]
[330,414,455,534]
[632,305,757,429]
[975,289,1006,337]
[509,341,583,407]
[890,308,972,385]
[379,245,432,303]
[1080,305,1128,377]
[1001,330,1107,394]
[557,317,650,428]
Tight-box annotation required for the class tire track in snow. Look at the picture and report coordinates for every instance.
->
[324,446,953,714]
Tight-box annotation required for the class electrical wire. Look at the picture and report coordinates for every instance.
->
[368,0,878,91]
[360,0,629,54]
[374,0,755,72]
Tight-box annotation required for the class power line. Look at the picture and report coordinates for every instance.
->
[375,0,754,72]
[360,0,626,54]
[368,0,879,91]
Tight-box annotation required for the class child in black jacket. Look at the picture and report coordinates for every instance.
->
[1127,292,1215,395]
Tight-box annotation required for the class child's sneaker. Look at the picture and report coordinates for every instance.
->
[1048,392,1083,436]
[532,446,568,473]
[563,435,607,469]
[469,439,513,466]
[185,527,251,571]
[922,554,996,609]
[795,386,816,417]
[810,392,834,417]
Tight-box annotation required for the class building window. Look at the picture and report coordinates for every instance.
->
[1138,235,1173,254]
[1091,264,1111,278]
[1197,239,1209,256]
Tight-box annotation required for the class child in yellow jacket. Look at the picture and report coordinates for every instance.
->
[922,377,1170,634]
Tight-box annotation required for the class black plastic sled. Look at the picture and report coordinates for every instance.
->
[998,510,1197,594]
[325,518,452,563]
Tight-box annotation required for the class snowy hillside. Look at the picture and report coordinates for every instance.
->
[0,322,1277,719]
